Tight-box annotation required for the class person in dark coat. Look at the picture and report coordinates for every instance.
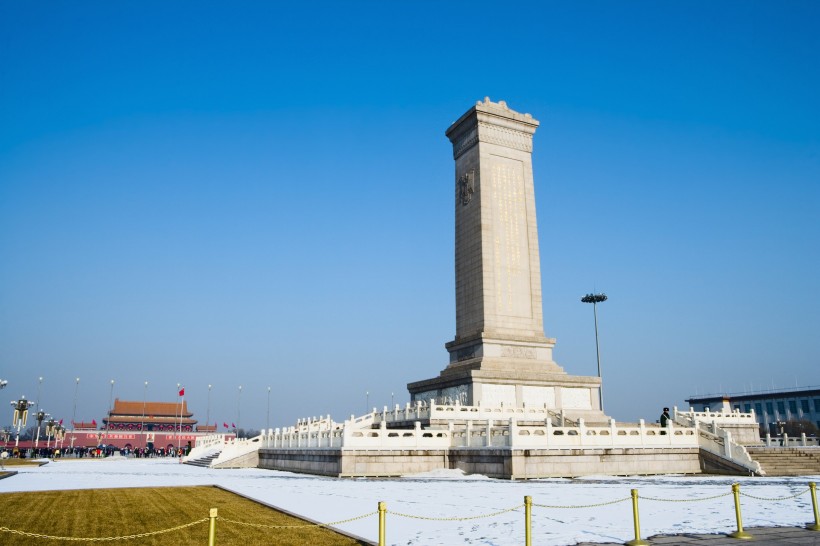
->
[660,407,671,428]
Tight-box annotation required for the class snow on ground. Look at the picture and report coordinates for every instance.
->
[1,458,818,545]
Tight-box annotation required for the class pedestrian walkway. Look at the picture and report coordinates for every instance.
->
[576,526,820,545]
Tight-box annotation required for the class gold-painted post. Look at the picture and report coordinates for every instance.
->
[525,495,532,546]
[808,482,820,531]
[728,483,752,540]
[208,508,218,546]
[625,489,649,546]
[378,501,386,546]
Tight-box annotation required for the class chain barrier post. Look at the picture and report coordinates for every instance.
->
[208,508,218,546]
[524,495,532,546]
[378,501,386,546]
[728,483,752,540]
[625,489,649,546]
[808,482,820,531]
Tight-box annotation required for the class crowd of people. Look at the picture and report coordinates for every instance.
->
[1,444,191,460]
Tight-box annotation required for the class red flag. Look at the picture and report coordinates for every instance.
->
[223,422,228,428]
[59,419,63,425]
[178,387,185,397]
[92,419,97,427]
[232,423,236,428]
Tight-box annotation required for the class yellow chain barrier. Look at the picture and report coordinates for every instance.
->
[0,518,208,542]
[740,488,810,501]
[641,491,732,502]
[533,496,630,509]
[389,504,523,521]
[219,511,376,529]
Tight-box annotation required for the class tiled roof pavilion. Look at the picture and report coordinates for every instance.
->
[103,399,198,431]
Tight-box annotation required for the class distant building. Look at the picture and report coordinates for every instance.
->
[686,387,820,436]
[103,399,197,432]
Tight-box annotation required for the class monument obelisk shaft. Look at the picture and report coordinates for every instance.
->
[408,98,603,417]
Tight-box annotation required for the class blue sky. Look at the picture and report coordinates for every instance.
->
[1,1,818,430]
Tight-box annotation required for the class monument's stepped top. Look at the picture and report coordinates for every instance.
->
[446,98,540,160]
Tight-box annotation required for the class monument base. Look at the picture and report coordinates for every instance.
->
[407,367,607,423]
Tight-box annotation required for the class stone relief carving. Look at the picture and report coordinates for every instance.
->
[477,121,533,153]
[440,385,469,405]
[457,170,475,206]
[500,345,536,359]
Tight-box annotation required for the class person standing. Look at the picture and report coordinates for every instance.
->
[660,407,671,428]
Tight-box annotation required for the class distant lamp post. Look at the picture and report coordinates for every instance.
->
[142,381,148,449]
[72,378,79,433]
[237,386,242,434]
[581,293,608,412]
[45,417,57,449]
[206,384,212,428]
[266,386,271,431]
[105,379,115,442]
[36,376,43,410]
[10,397,33,448]
[34,410,49,450]
[366,391,369,414]
[391,392,395,409]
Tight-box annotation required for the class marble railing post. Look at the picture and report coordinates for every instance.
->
[486,419,493,447]
[638,419,645,446]
[466,421,473,448]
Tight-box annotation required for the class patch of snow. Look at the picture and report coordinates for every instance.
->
[0,458,818,545]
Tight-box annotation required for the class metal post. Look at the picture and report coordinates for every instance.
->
[378,501,386,546]
[524,495,532,546]
[206,384,212,429]
[267,386,271,430]
[142,381,148,450]
[208,507,218,546]
[625,489,649,546]
[581,293,607,411]
[72,378,79,435]
[808,482,820,531]
[728,483,752,539]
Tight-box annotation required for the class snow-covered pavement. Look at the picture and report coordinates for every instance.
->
[1,458,818,545]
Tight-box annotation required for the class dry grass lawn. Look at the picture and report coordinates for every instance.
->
[0,485,370,545]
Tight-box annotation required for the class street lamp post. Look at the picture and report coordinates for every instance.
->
[581,293,608,412]
[266,386,271,431]
[366,391,369,414]
[36,376,43,410]
[45,417,56,449]
[142,381,148,449]
[34,410,48,451]
[104,379,114,443]
[10,397,33,449]
[72,378,79,433]
[237,386,242,435]
[206,384,212,429]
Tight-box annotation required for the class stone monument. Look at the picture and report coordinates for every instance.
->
[408,98,605,421]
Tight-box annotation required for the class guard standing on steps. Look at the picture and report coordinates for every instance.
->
[659,407,671,433]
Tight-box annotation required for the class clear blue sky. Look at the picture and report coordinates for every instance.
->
[1,1,818,430]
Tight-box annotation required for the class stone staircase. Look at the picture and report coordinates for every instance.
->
[184,451,221,468]
[746,447,820,476]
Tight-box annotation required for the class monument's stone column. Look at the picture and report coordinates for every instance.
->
[408,98,604,420]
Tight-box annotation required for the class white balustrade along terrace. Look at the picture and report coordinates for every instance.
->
[184,433,230,461]
[671,414,761,474]
[370,401,578,427]
[262,413,755,461]
[764,433,820,447]
[674,406,758,426]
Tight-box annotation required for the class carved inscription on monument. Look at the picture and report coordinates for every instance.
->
[500,345,536,359]
[490,156,532,318]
